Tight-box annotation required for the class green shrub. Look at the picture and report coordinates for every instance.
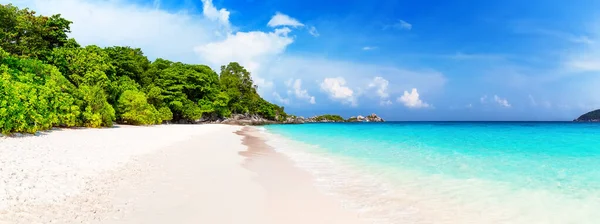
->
[117,90,161,125]
[158,107,173,122]
[78,85,115,127]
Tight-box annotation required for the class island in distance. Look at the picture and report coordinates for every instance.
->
[574,109,600,122]
[220,113,384,125]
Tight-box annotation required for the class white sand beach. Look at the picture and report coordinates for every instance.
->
[0,124,363,224]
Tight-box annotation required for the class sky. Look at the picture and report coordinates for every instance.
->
[5,0,600,121]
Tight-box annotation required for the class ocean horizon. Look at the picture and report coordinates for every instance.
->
[262,122,600,223]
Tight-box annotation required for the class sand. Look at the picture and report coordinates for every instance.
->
[0,124,364,224]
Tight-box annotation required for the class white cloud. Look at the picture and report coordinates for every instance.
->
[200,0,230,29]
[285,79,316,104]
[397,88,430,108]
[565,55,600,72]
[397,20,412,30]
[362,46,377,51]
[268,12,304,28]
[308,26,320,37]
[272,92,289,105]
[9,0,301,93]
[4,0,227,63]
[263,56,446,97]
[194,27,295,89]
[368,77,390,98]
[494,95,511,107]
[481,94,511,107]
[385,20,412,30]
[368,76,391,105]
[7,0,448,107]
[320,77,357,106]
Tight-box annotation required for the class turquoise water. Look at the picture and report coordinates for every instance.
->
[263,122,600,224]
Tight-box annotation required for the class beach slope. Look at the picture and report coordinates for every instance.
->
[0,124,361,224]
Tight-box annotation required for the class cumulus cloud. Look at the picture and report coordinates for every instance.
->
[194,27,295,89]
[397,88,430,108]
[4,0,226,63]
[285,79,316,104]
[368,77,391,105]
[263,56,446,97]
[268,12,304,28]
[494,95,511,107]
[9,0,302,93]
[8,0,448,106]
[320,77,357,106]
[200,0,230,29]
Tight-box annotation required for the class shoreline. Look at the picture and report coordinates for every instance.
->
[235,127,364,224]
[0,124,364,224]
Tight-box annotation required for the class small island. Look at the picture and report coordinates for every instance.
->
[574,109,600,122]
[281,113,385,124]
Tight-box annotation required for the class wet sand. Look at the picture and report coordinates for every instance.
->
[236,127,364,224]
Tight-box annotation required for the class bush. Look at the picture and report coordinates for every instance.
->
[78,85,115,127]
[158,107,173,122]
[117,90,161,125]
[0,50,81,134]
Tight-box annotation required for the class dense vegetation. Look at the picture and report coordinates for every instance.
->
[312,114,345,122]
[0,4,287,134]
[574,109,600,122]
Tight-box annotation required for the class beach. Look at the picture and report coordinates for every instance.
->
[0,124,362,224]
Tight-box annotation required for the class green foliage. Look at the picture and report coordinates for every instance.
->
[147,60,222,120]
[104,46,150,82]
[108,75,141,106]
[182,100,203,121]
[218,62,286,120]
[314,114,345,122]
[48,45,113,88]
[0,4,289,134]
[0,4,72,59]
[575,109,600,121]
[158,107,173,122]
[0,48,80,134]
[117,90,161,125]
[78,85,115,128]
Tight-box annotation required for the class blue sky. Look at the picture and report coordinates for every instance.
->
[6,0,600,120]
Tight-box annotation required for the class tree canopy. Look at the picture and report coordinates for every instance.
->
[0,4,288,134]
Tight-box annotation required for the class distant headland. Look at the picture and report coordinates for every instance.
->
[216,113,385,125]
[574,109,600,122]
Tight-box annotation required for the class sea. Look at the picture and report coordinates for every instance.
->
[261,122,600,224]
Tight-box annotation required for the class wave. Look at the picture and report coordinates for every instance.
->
[259,127,600,224]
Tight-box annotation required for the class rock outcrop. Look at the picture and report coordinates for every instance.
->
[348,113,385,122]
[574,109,600,122]
[196,113,385,125]
[219,114,278,125]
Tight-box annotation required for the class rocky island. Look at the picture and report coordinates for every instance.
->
[280,113,385,124]
[574,109,600,122]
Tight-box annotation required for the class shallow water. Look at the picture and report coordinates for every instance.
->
[263,122,600,224]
